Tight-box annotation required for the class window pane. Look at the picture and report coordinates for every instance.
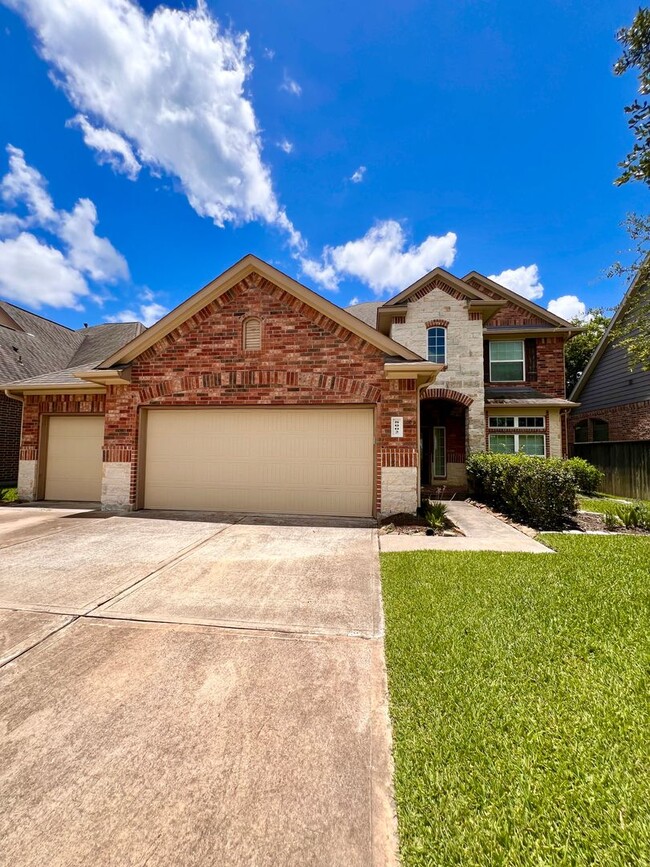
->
[490,341,524,361]
[518,435,545,456]
[592,419,609,442]
[489,417,515,428]
[489,434,516,454]
[518,417,544,428]
[574,421,589,443]
[490,360,524,381]
[427,327,446,364]
[433,426,446,477]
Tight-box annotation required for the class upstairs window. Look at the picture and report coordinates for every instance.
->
[243,317,262,351]
[489,340,525,382]
[427,327,446,364]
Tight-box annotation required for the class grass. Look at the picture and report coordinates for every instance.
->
[578,493,650,514]
[381,535,650,866]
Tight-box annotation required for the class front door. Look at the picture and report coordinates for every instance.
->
[432,426,446,479]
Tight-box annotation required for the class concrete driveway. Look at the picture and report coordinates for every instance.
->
[0,506,396,867]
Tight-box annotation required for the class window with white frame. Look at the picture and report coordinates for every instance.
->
[427,327,446,364]
[489,340,525,381]
[489,433,546,456]
[489,416,544,428]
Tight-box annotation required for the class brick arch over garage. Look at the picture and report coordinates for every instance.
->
[137,371,382,404]
[420,387,473,406]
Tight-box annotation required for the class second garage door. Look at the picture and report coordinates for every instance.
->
[143,408,374,517]
[44,416,103,501]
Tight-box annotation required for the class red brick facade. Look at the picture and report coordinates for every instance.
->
[96,273,419,512]
[568,400,650,445]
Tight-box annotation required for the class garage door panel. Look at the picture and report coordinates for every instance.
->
[45,417,103,502]
[144,408,374,517]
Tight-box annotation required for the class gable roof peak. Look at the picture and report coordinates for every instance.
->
[462,270,574,328]
[97,254,423,368]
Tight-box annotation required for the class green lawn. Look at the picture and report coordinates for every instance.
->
[578,493,650,513]
[381,536,650,866]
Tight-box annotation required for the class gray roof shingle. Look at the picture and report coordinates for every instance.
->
[0,300,144,388]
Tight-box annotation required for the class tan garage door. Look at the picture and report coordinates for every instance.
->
[44,416,103,501]
[144,408,374,517]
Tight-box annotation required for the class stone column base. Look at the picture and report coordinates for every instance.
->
[380,466,418,517]
[101,462,133,511]
[17,459,37,501]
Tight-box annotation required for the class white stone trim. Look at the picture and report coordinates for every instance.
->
[101,462,132,511]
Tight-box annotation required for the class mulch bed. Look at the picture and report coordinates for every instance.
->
[566,511,650,536]
[467,498,650,536]
[379,512,463,536]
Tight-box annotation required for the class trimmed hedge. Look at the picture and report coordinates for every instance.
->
[467,453,578,529]
[564,457,604,495]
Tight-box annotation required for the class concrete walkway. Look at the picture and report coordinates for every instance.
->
[379,501,552,553]
[0,506,398,867]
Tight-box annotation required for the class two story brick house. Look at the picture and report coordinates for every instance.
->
[348,268,580,492]
[4,255,579,518]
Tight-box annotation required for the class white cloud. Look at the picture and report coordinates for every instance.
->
[1,143,57,227]
[0,232,89,308]
[547,294,589,322]
[59,198,129,282]
[0,145,128,309]
[488,264,544,300]
[277,139,294,154]
[350,166,366,184]
[68,115,140,180]
[349,296,359,306]
[105,288,168,327]
[280,70,302,96]
[302,220,457,295]
[300,256,340,292]
[262,47,275,60]
[10,0,301,247]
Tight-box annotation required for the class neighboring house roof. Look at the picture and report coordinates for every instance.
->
[569,269,648,405]
[485,386,578,408]
[1,301,144,389]
[0,301,81,382]
[97,254,423,370]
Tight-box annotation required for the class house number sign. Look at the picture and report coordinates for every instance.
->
[390,417,404,438]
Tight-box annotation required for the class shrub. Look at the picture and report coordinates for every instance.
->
[424,500,448,530]
[0,487,18,503]
[564,457,604,494]
[603,501,650,530]
[467,453,578,529]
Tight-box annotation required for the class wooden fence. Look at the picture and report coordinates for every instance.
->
[573,441,650,500]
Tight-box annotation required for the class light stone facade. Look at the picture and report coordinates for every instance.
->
[389,288,485,455]
[17,459,37,501]
[101,462,132,511]
[380,467,418,516]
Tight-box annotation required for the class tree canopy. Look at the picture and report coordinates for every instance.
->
[610,10,650,369]
[565,309,611,396]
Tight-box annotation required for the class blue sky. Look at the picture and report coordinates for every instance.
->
[0,0,646,329]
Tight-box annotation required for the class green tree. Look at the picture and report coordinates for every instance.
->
[610,9,650,370]
[565,309,611,395]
